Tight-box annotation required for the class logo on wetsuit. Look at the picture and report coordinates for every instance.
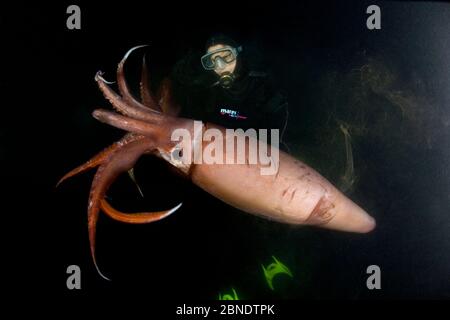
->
[220,108,247,120]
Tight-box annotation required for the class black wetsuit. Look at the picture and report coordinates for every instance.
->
[170,49,289,139]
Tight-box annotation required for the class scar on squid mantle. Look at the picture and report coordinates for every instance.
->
[58,46,376,280]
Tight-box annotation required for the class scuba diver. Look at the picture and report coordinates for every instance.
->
[170,34,290,147]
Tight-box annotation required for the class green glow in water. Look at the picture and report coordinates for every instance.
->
[262,256,293,290]
[218,288,239,300]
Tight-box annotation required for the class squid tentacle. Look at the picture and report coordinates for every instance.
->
[85,135,171,280]
[139,54,161,111]
[92,109,164,139]
[157,77,181,116]
[127,167,145,197]
[59,47,185,280]
[56,133,140,187]
[117,45,162,114]
[100,199,182,224]
[95,72,162,123]
[59,133,182,280]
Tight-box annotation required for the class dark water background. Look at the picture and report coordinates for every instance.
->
[3,1,449,300]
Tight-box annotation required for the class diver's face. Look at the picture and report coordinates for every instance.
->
[207,44,237,76]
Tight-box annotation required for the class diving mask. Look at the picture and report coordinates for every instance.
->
[201,45,242,70]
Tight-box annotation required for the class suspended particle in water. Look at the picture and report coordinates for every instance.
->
[338,121,357,193]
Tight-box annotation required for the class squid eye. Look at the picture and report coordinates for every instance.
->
[171,148,183,161]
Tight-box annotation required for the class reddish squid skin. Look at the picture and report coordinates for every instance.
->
[60,46,375,280]
[189,127,376,233]
[92,110,376,233]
